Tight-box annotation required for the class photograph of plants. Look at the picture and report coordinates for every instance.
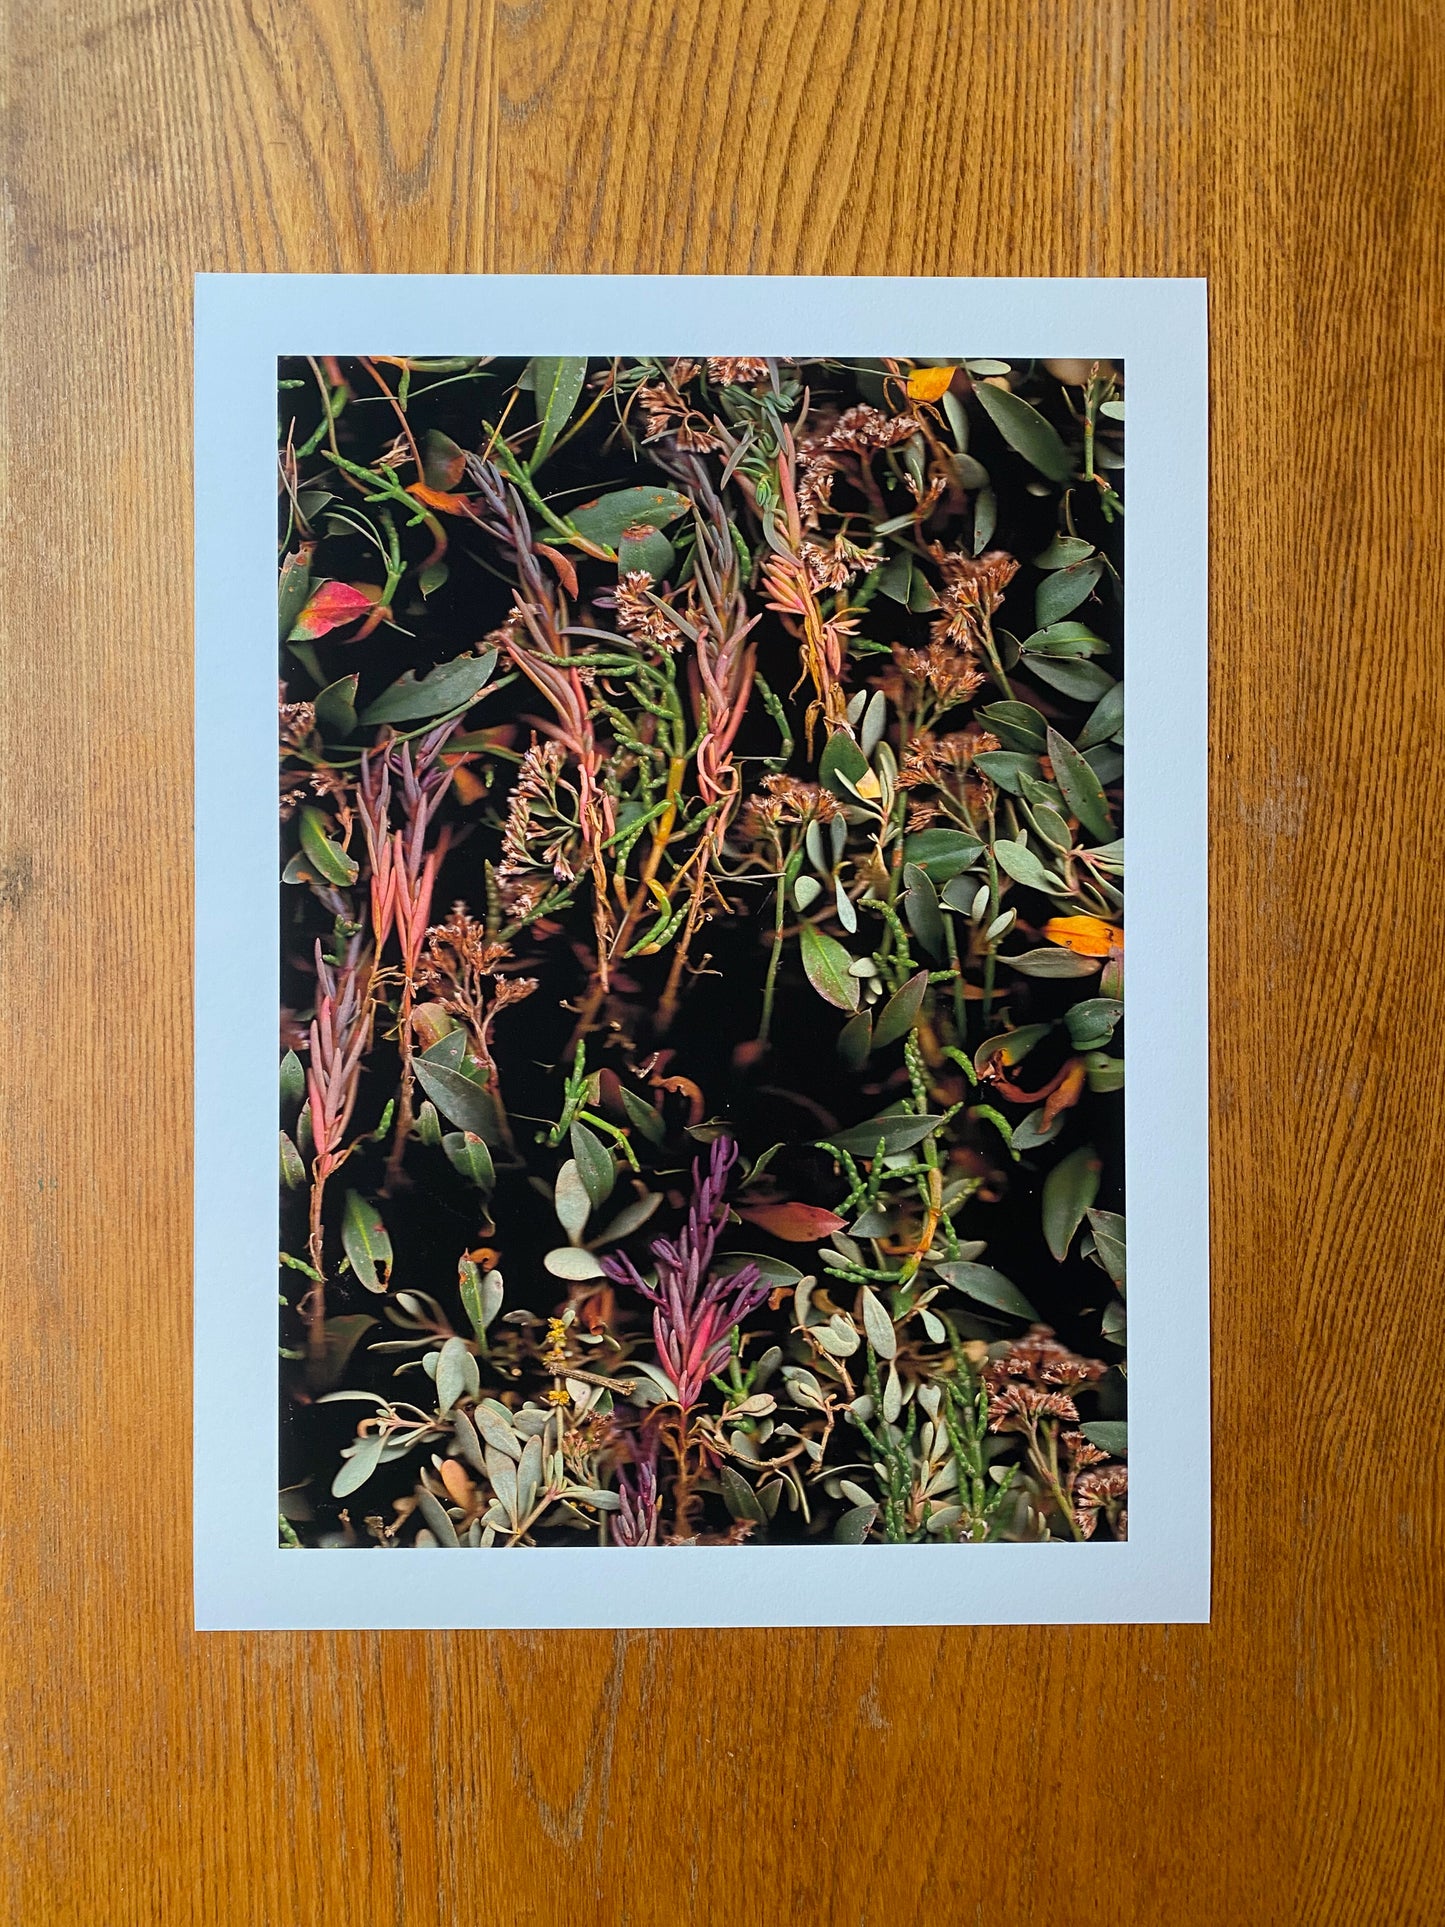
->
[277,351,1127,1552]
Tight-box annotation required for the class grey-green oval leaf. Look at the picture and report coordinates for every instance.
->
[1035,556,1103,628]
[1046,726,1114,841]
[902,828,984,881]
[933,1261,1037,1321]
[332,1430,386,1498]
[972,380,1074,483]
[859,1286,897,1359]
[1042,1145,1102,1262]
[992,838,1064,894]
[1003,946,1103,979]
[1077,680,1124,750]
[412,1059,497,1140]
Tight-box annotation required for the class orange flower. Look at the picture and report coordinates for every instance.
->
[1044,915,1123,957]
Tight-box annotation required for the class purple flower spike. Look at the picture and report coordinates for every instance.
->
[601,1137,768,1408]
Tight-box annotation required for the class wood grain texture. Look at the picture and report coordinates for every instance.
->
[2,0,1442,1920]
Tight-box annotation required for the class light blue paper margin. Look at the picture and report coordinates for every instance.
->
[195,276,1209,1629]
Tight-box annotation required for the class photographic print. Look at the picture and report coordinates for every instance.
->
[196,277,1208,1627]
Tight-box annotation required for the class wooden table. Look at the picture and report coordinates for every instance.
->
[3,3,1441,1920]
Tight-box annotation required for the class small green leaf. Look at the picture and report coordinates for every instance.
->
[278,548,313,642]
[280,1131,306,1190]
[1077,680,1124,750]
[360,648,498,725]
[719,1463,766,1526]
[1035,556,1103,627]
[1020,621,1110,658]
[902,863,945,959]
[1042,1145,1102,1261]
[825,1114,946,1158]
[1012,1105,1065,1151]
[1046,726,1114,841]
[298,806,358,887]
[799,924,860,1011]
[418,560,449,598]
[819,730,871,800]
[972,750,1038,795]
[976,701,1049,753]
[413,1058,497,1140]
[972,380,1074,483]
[443,1131,496,1188]
[1025,655,1116,702]
[341,1191,393,1292]
[1066,998,1124,1050]
[617,526,675,578]
[280,1050,306,1108]
[619,1086,665,1145]
[1081,1419,1128,1455]
[567,485,691,551]
[1032,534,1095,568]
[875,551,913,604]
[529,356,589,468]
[1086,1208,1126,1286]
[974,1023,1052,1074]
[992,838,1065,894]
[569,1120,616,1208]
[902,828,984,881]
[872,970,929,1050]
[314,674,359,737]
[933,1261,1037,1320]
[834,1501,878,1544]
[1084,1052,1125,1093]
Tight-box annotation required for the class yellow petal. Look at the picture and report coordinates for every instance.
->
[906,365,958,402]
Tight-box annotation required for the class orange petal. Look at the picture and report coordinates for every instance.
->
[1043,915,1123,958]
[906,365,958,402]
[406,482,473,514]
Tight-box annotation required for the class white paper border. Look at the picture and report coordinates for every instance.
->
[195,276,1209,1629]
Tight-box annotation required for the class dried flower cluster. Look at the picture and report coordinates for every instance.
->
[277,353,1127,1550]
